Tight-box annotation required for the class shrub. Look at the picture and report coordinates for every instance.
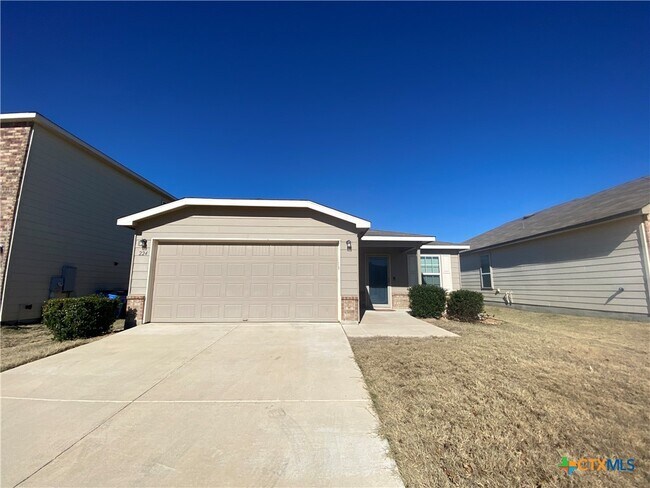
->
[447,289,484,322]
[408,284,447,318]
[43,295,118,341]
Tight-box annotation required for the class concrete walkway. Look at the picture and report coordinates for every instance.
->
[1,323,402,487]
[344,310,458,337]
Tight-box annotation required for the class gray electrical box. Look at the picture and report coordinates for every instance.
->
[49,276,64,295]
[61,266,76,292]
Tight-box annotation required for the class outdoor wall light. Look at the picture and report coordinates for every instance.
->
[346,240,352,251]
[139,239,148,249]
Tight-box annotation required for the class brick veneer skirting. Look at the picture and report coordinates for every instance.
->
[391,293,410,310]
[0,123,32,297]
[126,295,145,327]
[341,296,359,322]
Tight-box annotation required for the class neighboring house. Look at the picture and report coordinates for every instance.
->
[460,176,650,321]
[0,113,174,324]
[117,199,468,324]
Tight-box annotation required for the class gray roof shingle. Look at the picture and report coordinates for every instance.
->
[465,176,650,251]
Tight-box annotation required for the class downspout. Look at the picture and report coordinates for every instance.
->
[416,248,422,285]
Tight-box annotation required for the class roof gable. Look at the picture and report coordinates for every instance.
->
[117,198,371,229]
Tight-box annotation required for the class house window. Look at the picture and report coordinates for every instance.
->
[480,254,493,289]
[421,255,441,286]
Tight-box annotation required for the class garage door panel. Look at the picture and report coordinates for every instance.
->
[273,264,292,276]
[249,304,268,319]
[226,283,245,297]
[157,263,177,276]
[181,245,201,256]
[202,283,222,297]
[178,283,198,297]
[296,283,314,297]
[224,304,243,320]
[227,264,245,276]
[150,243,338,323]
[318,283,338,298]
[318,304,337,319]
[273,245,292,256]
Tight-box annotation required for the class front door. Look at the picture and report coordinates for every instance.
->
[368,256,389,306]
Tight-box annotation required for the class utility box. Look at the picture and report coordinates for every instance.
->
[49,276,64,294]
[61,266,76,292]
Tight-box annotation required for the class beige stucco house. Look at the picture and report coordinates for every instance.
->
[460,177,650,321]
[117,199,468,324]
[0,113,174,324]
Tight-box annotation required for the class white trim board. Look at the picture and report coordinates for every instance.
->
[361,236,436,242]
[118,198,371,229]
[421,244,470,250]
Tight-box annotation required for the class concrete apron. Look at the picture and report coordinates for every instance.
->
[1,323,403,487]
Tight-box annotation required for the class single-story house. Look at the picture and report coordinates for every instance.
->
[460,176,650,321]
[0,113,174,324]
[117,199,468,324]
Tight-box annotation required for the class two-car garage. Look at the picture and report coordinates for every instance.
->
[150,242,339,322]
[118,198,367,325]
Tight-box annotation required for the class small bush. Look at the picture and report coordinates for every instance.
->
[408,284,447,318]
[43,295,118,341]
[447,289,484,322]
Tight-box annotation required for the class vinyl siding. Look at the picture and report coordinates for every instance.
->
[451,253,461,289]
[1,125,171,322]
[460,216,650,316]
[128,206,359,300]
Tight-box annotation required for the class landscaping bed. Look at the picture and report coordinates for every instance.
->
[350,306,649,487]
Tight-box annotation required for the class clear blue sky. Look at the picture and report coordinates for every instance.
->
[2,2,648,242]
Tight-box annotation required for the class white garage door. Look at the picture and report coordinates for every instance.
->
[150,243,339,322]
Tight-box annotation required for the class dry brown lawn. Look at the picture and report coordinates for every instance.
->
[1,320,125,372]
[350,306,649,487]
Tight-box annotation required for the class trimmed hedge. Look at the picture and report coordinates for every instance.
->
[43,295,118,341]
[408,284,447,318]
[447,289,484,322]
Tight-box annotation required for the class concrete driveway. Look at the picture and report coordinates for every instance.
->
[1,323,402,487]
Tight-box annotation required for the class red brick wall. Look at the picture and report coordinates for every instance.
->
[0,122,32,296]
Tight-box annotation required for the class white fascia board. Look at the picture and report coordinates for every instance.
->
[421,244,471,250]
[0,112,38,121]
[1,112,174,200]
[117,198,372,229]
[361,235,437,242]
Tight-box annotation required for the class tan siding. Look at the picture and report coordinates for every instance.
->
[450,253,461,290]
[460,217,650,316]
[2,125,170,322]
[129,207,359,300]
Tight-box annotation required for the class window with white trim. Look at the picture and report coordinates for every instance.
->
[420,255,441,286]
[480,254,493,289]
